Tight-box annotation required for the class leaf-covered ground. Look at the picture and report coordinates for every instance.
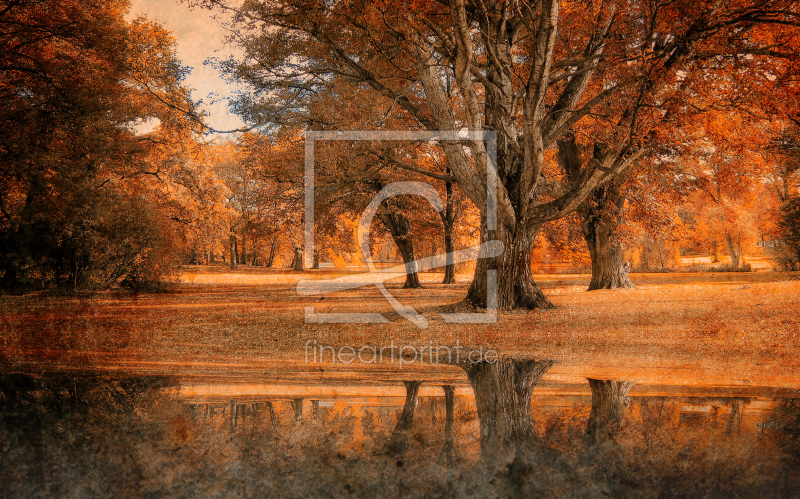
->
[1,267,799,390]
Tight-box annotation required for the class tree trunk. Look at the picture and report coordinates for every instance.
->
[724,230,740,268]
[726,401,741,436]
[466,222,554,310]
[441,180,456,284]
[579,184,635,290]
[229,230,237,270]
[312,250,320,269]
[292,245,303,271]
[580,379,635,493]
[438,385,456,488]
[241,231,247,265]
[376,211,422,289]
[267,235,278,267]
[292,398,304,420]
[266,401,279,436]
[582,379,636,451]
[385,380,422,456]
[230,400,237,434]
[558,132,633,290]
[463,358,554,471]
[455,357,606,494]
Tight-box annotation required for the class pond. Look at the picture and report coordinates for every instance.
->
[1,370,798,498]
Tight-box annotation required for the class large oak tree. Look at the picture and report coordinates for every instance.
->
[196,0,800,309]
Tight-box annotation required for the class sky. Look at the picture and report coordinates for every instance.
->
[126,0,245,134]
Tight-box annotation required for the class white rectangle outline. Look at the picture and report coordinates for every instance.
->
[303,130,498,324]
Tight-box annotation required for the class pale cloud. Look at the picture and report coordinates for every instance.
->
[126,0,246,133]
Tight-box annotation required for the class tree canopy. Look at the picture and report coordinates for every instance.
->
[192,0,800,308]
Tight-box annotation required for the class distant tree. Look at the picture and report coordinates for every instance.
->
[676,112,771,268]
[0,0,198,291]
[768,125,800,203]
[776,196,800,270]
[210,134,301,268]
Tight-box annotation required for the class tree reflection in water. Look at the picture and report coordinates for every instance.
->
[0,374,797,498]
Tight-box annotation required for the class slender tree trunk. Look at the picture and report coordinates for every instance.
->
[724,230,740,268]
[230,400,236,434]
[466,222,554,310]
[229,230,237,270]
[266,401,279,436]
[241,231,247,266]
[385,380,422,456]
[578,184,635,290]
[441,180,456,284]
[438,385,456,488]
[312,250,319,269]
[656,238,665,269]
[267,235,278,267]
[737,232,743,266]
[376,211,422,289]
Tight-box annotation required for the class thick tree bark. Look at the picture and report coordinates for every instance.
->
[581,379,635,492]
[724,230,741,268]
[463,358,554,471]
[582,379,636,451]
[453,357,607,495]
[579,185,635,290]
[558,134,634,290]
[292,245,303,271]
[292,398,304,420]
[466,222,554,310]
[385,380,422,456]
[725,399,747,436]
[441,180,456,284]
[376,211,422,289]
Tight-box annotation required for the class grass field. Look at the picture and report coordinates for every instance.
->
[1,266,799,391]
